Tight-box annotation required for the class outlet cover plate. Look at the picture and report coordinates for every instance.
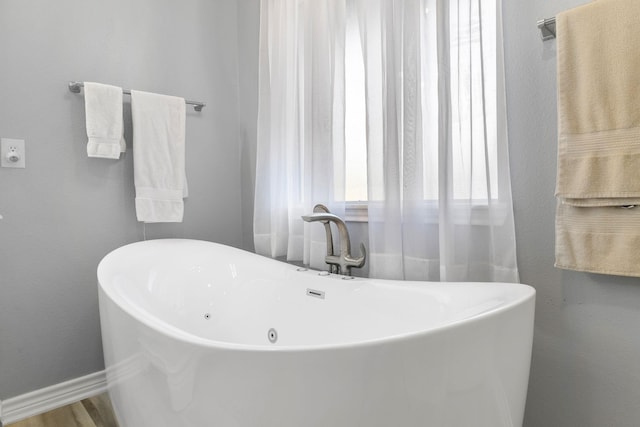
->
[1,138,26,168]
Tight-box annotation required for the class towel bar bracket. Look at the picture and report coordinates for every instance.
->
[68,82,82,93]
[67,81,206,111]
[537,17,556,41]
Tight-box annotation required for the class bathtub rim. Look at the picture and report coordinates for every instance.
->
[98,239,536,354]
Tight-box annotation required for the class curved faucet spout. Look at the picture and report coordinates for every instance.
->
[301,212,352,255]
[301,212,344,225]
[301,205,366,276]
[303,205,337,272]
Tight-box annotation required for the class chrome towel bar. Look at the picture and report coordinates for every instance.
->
[68,81,206,111]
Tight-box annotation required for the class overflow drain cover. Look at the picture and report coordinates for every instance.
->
[267,328,278,343]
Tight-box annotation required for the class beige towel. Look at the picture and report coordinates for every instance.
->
[556,0,640,205]
[556,202,640,276]
[555,0,640,276]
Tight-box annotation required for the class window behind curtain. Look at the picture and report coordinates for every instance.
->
[344,1,500,204]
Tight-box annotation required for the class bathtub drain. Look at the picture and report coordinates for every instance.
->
[267,328,278,344]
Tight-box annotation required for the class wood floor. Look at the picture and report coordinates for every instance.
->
[7,393,119,427]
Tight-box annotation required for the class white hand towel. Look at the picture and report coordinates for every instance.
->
[131,90,186,223]
[84,82,126,159]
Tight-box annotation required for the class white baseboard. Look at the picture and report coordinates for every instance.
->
[0,370,107,425]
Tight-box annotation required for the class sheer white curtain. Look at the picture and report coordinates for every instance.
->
[255,0,519,283]
[356,0,519,282]
[254,0,347,268]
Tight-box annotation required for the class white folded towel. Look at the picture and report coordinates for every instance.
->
[84,82,126,159]
[131,90,187,223]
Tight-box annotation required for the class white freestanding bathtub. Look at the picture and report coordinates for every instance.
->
[97,239,535,427]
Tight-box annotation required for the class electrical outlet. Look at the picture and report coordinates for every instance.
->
[1,138,26,168]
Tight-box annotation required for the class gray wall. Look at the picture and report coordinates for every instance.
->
[0,0,243,399]
[503,1,640,426]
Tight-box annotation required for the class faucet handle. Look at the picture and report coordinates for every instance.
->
[345,243,367,269]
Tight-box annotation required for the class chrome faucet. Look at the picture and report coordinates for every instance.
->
[301,204,366,276]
